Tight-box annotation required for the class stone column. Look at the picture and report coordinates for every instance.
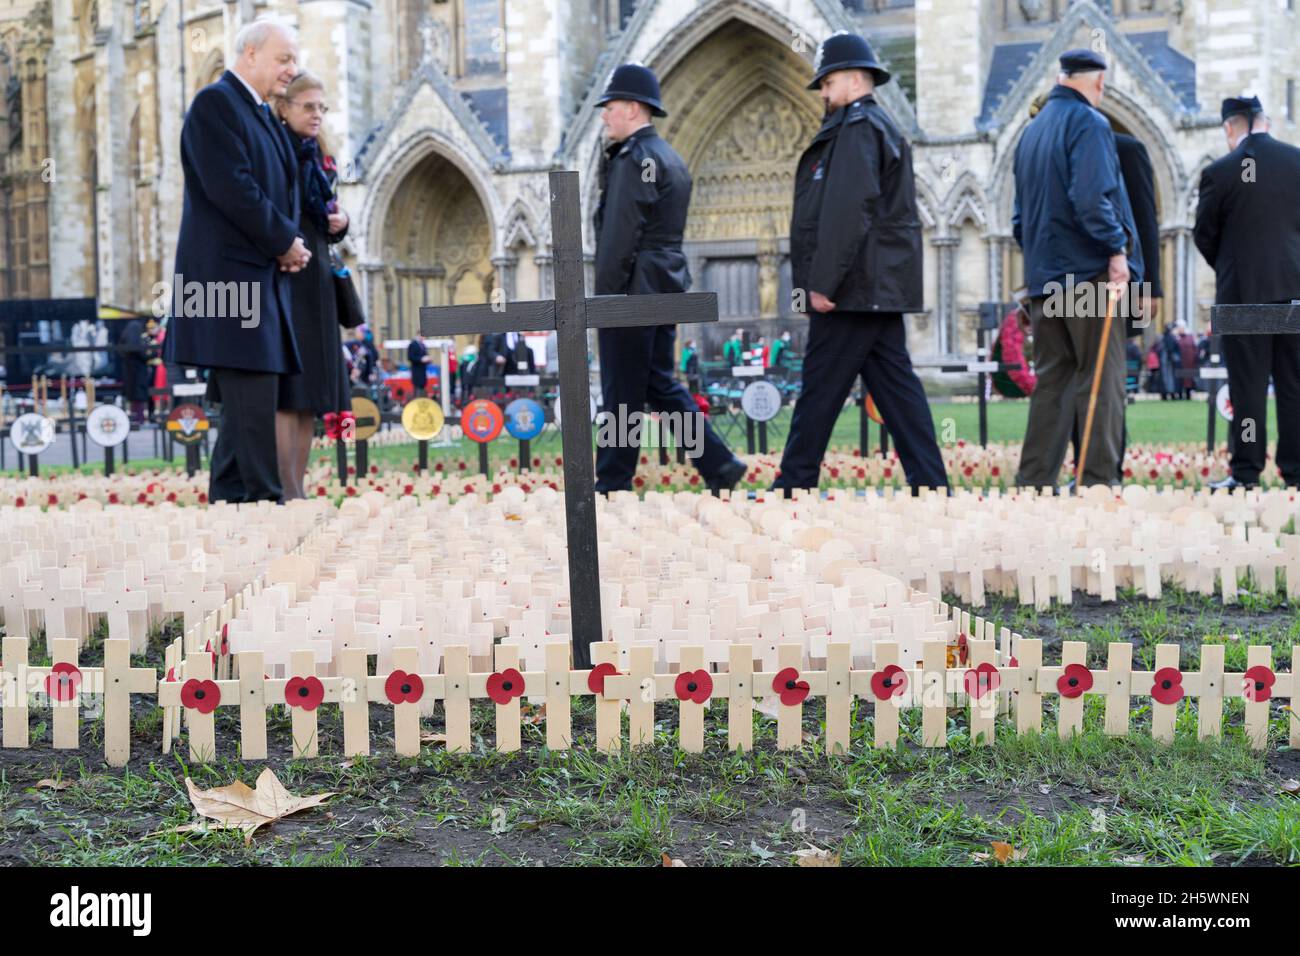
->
[932,236,960,356]
[492,254,517,303]
[914,0,988,136]
[534,252,553,300]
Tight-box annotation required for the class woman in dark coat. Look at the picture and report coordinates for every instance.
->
[273,71,351,499]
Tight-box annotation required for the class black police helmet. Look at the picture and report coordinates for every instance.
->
[596,63,667,118]
[807,31,891,90]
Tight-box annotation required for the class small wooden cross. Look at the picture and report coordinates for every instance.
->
[86,570,150,654]
[420,170,718,668]
[163,570,226,653]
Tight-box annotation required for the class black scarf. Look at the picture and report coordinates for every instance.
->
[294,134,335,233]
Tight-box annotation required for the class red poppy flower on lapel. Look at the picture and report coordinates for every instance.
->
[772,667,810,706]
[963,662,1001,700]
[384,670,423,705]
[587,662,619,695]
[1057,663,1093,699]
[285,675,325,711]
[1243,665,1275,703]
[181,678,220,714]
[45,662,82,702]
[486,668,525,705]
[870,664,907,701]
[1151,667,1183,705]
[674,669,712,704]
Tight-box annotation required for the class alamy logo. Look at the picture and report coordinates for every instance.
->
[49,886,152,936]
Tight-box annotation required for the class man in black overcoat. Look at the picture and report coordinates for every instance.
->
[1195,96,1300,488]
[164,16,309,503]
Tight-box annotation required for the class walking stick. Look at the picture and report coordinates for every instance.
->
[1075,284,1120,490]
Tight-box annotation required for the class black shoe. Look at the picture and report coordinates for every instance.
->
[706,458,747,495]
[1208,476,1256,491]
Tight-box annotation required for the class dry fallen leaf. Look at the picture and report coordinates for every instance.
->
[794,845,841,867]
[421,732,448,745]
[170,768,335,844]
[520,703,547,726]
[661,853,687,867]
[35,778,73,791]
[1281,779,1300,796]
[974,841,1027,863]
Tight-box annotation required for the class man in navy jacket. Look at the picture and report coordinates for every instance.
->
[164,16,309,503]
[1012,49,1142,489]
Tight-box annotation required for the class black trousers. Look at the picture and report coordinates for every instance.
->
[596,324,737,493]
[208,367,283,503]
[1222,333,1300,484]
[774,312,948,490]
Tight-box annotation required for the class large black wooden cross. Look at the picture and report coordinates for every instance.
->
[420,170,718,668]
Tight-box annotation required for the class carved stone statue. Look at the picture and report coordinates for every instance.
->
[419,15,450,72]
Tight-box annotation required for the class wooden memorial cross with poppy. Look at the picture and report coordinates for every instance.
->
[0,636,155,766]
[421,170,719,669]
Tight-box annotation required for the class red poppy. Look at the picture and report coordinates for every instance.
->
[772,667,810,706]
[587,662,619,694]
[384,669,423,704]
[1008,655,1019,668]
[1057,663,1093,699]
[198,493,208,504]
[634,476,645,488]
[1243,665,1276,703]
[181,678,220,714]
[285,675,325,711]
[870,663,907,700]
[674,669,712,704]
[1151,667,1183,705]
[47,494,58,506]
[345,486,357,497]
[137,492,148,503]
[107,493,118,504]
[45,662,82,702]
[956,632,969,665]
[689,475,700,485]
[370,465,378,474]
[963,662,1001,700]
[991,466,1001,477]
[463,484,474,494]
[403,484,414,495]
[533,457,541,467]
[486,668,526,705]
[13,497,24,507]
[883,467,892,479]
[458,461,467,471]
[431,485,441,495]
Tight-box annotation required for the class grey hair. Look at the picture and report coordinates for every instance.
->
[234,15,296,57]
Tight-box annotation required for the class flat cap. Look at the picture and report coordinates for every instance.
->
[1059,48,1107,74]
[1220,95,1263,121]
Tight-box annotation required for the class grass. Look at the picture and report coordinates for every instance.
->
[1,583,1297,867]
[9,396,1269,479]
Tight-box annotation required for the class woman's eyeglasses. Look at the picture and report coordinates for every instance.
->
[290,101,330,115]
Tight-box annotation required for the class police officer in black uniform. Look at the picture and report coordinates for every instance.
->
[773,33,948,494]
[1195,95,1300,488]
[593,63,747,494]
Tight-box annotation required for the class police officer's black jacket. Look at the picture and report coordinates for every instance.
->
[594,125,692,296]
[790,95,923,314]
[1194,132,1300,305]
